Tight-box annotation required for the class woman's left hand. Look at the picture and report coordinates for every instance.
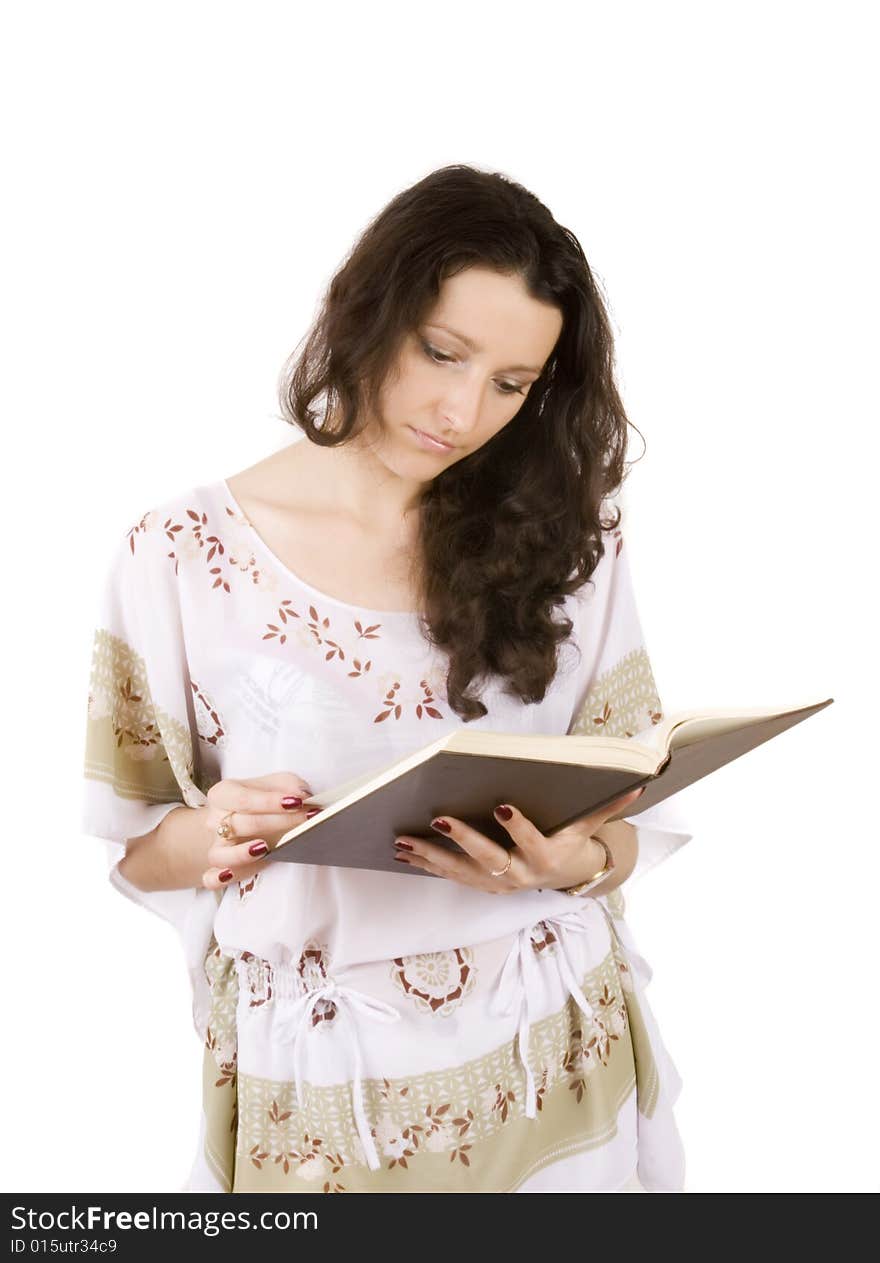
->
[392,787,645,894]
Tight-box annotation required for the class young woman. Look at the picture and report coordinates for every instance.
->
[82,164,692,1193]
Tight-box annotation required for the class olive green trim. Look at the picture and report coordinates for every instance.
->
[84,628,205,803]
[199,938,660,1192]
[568,646,663,742]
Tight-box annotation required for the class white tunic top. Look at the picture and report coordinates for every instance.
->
[81,475,693,1193]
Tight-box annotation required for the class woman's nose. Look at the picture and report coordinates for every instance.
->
[440,380,488,435]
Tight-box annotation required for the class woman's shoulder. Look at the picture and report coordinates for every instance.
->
[565,517,625,613]
[116,477,221,552]
[113,466,308,606]
[101,479,241,606]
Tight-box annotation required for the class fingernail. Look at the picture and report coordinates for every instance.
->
[394,854,411,864]
[494,805,513,821]
[281,796,303,809]
[305,806,322,819]
[218,869,234,882]
[248,842,268,857]
[394,840,414,851]
[430,818,452,833]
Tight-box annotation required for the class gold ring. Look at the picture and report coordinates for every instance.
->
[216,811,236,840]
[490,851,513,878]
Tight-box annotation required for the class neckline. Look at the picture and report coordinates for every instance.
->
[214,479,423,622]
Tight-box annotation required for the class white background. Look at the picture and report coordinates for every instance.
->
[2,0,876,1194]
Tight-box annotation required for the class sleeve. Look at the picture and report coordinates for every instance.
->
[565,523,694,891]
[81,506,220,1038]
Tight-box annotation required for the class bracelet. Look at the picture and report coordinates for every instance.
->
[561,835,615,896]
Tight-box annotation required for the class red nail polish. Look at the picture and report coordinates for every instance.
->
[431,818,452,833]
[394,854,411,864]
[248,842,268,857]
[494,805,513,821]
[281,797,303,809]
[218,869,234,882]
[395,840,414,851]
[305,807,322,819]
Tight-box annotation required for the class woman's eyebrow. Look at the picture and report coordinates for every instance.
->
[424,323,542,374]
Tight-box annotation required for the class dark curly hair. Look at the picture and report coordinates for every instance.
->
[277,164,643,723]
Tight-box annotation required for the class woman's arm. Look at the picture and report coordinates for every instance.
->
[118,805,215,893]
[575,818,638,897]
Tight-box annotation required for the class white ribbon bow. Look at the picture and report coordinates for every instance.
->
[272,981,401,1172]
[593,895,653,989]
[490,908,598,1118]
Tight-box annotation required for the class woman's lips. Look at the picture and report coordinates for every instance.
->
[409,426,454,453]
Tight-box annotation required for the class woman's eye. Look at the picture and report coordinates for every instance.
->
[419,340,525,396]
[421,340,454,365]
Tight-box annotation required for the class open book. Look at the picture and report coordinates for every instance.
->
[266,696,833,876]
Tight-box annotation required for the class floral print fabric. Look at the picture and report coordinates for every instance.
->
[82,473,692,1192]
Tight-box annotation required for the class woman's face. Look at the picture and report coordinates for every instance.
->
[369,265,564,474]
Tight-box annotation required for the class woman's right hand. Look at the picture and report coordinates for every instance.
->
[201,772,320,890]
